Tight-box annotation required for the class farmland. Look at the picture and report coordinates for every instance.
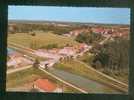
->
[8,32,79,49]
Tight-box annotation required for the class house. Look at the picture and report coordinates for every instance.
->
[78,43,89,52]
[69,29,90,36]
[91,27,105,34]
[33,79,63,93]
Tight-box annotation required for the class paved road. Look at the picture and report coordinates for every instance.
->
[7,65,32,74]
[49,68,121,94]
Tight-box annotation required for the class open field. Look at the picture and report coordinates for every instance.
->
[6,67,80,93]
[6,67,59,88]
[77,52,94,65]
[8,32,79,49]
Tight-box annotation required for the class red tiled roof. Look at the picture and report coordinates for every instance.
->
[34,79,57,92]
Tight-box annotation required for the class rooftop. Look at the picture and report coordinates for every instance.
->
[34,79,57,92]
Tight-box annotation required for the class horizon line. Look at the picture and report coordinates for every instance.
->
[8,19,130,25]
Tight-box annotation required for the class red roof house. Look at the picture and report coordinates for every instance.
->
[34,79,62,93]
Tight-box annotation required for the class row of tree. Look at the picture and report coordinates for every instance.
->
[8,23,78,35]
[90,37,129,73]
[75,32,104,45]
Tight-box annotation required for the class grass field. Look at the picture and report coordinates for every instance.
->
[6,67,80,93]
[8,32,79,49]
[6,67,53,88]
[77,52,94,65]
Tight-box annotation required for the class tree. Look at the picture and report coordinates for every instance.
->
[91,37,129,73]
[33,58,40,68]
[30,39,38,49]
[45,43,58,49]
[30,32,36,36]
[75,32,103,45]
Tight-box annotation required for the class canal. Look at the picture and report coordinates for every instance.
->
[50,69,123,94]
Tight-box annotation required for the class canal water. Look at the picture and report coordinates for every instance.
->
[51,69,123,94]
[7,48,17,55]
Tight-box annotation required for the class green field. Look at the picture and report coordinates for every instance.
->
[6,67,80,93]
[8,32,79,49]
[7,67,55,88]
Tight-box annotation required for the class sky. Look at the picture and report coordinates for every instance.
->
[8,6,130,25]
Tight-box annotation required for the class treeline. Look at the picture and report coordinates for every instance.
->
[9,23,78,35]
[90,37,129,73]
[75,32,104,45]
[30,41,58,50]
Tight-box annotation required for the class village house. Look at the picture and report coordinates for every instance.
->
[70,29,90,36]
[91,27,105,34]
[69,30,81,36]
[63,28,91,37]
[33,79,63,93]
[78,43,89,52]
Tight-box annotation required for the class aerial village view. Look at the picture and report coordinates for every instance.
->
[6,6,130,94]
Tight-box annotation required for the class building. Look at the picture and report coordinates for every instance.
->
[69,29,90,36]
[33,79,63,93]
[78,43,89,52]
[91,27,105,34]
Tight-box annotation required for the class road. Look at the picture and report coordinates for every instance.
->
[49,68,121,94]
[7,65,32,74]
